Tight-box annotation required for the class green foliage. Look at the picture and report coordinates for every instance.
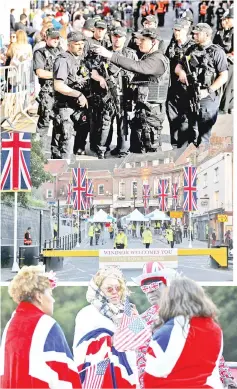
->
[1,135,52,207]
[1,286,237,361]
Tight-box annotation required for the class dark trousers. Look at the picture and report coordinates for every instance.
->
[95,234,100,245]
[170,241,174,248]
[158,13,165,26]
[145,243,150,248]
[109,232,114,239]
[90,237,93,246]
[196,94,220,146]
[220,62,234,112]
[73,109,90,153]
[37,92,54,155]
[184,230,188,238]
[51,107,76,159]
[199,14,206,22]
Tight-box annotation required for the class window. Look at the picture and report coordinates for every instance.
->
[152,160,159,166]
[125,163,131,168]
[119,182,125,197]
[214,191,219,208]
[164,158,170,164]
[131,181,137,197]
[203,173,208,188]
[47,189,53,198]
[98,184,104,195]
[214,167,219,183]
[141,161,148,167]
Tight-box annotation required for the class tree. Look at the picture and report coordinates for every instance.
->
[1,135,52,206]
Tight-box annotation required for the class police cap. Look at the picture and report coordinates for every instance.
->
[192,23,213,35]
[67,31,85,42]
[144,15,157,24]
[181,9,194,22]
[46,28,60,39]
[111,26,127,37]
[94,20,107,29]
[136,28,159,40]
[222,6,234,19]
[83,18,95,31]
[173,19,190,30]
[93,15,102,22]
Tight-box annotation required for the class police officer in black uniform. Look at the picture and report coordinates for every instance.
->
[175,23,228,146]
[215,2,226,30]
[95,28,170,153]
[52,32,89,159]
[86,20,112,158]
[166,19,194,147]
[33,28,63,156]
[99,27,138,158]
[213,6,234,114]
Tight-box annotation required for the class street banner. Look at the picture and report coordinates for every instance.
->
[72,168,87,211]
[183,166,197,211]
[66,183,72,205]
[86,178,94,209]
[143,183,150,211]
[1,132,32,192]
[158,179,168,211]
[171,183,178,207]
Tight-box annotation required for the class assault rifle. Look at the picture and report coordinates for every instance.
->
[183,54,201,115]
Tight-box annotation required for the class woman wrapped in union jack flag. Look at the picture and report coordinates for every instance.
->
[73,266,139,389]
[0,266,81,389]
[132,262,237,389]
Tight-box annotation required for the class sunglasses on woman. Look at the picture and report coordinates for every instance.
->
[104,285,121,294]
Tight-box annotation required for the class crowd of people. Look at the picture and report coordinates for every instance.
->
[1,263,236,388]
[0,0,234,159]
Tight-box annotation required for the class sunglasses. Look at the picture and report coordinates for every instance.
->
[104,285,121,294]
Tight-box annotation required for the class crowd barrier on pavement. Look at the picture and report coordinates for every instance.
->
[41,247,228,269]
[0,60,36,127]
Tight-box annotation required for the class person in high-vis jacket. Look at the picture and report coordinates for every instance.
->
[114,229,128,249]
[88,223,94,246]
[142,227,153,248]
[166,225,174,248]
[24,227,32,246]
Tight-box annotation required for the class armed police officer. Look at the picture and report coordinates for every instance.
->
[52,32,89,159]
[33,28,63,157]
[94,28,170,154]
[213,6,234,115]
[175,23,228,146]
[166,19,194,147]
[93,27,137,158]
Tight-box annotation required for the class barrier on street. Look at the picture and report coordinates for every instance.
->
[0,60,36,127]
[41,247,228,269]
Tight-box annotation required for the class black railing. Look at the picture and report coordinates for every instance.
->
[43,233,79,250]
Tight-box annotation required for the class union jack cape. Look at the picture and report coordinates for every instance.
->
[158,179,168,212]
[73,304,138,389]
[171,183,178,208]
[0,302,81,388]
[0,132,32,191]
[183,166,197,211]
[142,184,150,211]
[72,168,87,211]
[86,178,94,209]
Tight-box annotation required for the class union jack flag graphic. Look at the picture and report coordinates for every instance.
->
[86,178,94,209]
[158,179,168,212]
[172,183,179,207]
[0,132,32,191]
[183,166,197,211]
[143,184,150,211]
[72,168,87,211]
[66,182,72,205]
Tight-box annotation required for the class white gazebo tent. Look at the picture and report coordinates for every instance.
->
[146,209,170,221]
[90,209,109,223]
[126,209,149,222]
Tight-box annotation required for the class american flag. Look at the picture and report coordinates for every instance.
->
[143,184,150,211]
[86,178,94,209]
[0,132,32,191]
[82,359,109,389]
[72,168,87,211]
[158,179,168,212]
[172,183,178,207]
[183,166,197,211]
[113,298,151,351]
[66,182,72,205]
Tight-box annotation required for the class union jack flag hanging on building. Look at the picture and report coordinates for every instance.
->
[172,183,179,207]
[72,168,86,211]
[86,178,94,209]
[0,132,32,191]
[66,183,72,205]
[183,166,197,211]
[143,184,150,211]
[158,179,168,211]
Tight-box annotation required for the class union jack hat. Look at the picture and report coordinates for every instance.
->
[131,261,179,286]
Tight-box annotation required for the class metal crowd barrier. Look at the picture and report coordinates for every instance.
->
[44,233,79,251]
[0,59,36,127]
